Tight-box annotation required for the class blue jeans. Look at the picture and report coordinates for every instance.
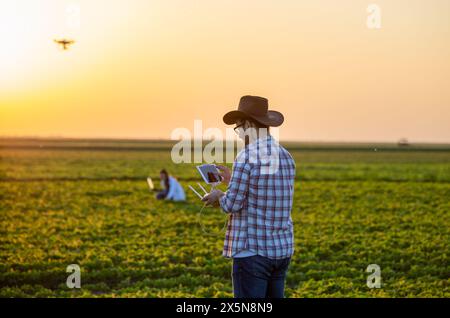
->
[232,255,291,298]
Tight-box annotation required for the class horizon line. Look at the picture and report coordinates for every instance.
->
[0,134,449,146]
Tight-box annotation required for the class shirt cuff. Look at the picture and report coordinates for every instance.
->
[219,191,229,213]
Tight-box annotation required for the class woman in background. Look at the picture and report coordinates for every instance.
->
[156,169,186,202]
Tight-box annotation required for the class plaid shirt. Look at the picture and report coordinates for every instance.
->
[219,135,296,259]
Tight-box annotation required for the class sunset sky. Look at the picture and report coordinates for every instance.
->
[1,0,449,142]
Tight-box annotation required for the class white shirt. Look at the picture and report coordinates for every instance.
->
[164,176,186,202]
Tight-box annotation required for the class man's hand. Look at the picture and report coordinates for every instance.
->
[202,189,225,207]
[215,165,231,186]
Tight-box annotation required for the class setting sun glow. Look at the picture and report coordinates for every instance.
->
[1,0,449,142]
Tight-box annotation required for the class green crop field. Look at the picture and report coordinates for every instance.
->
[0,138,449,297]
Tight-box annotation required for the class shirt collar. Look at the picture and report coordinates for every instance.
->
[246,134,272,149]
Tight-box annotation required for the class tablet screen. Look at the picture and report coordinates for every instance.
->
[196,164,222,184]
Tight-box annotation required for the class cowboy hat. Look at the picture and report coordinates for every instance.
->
[223,95,284,127]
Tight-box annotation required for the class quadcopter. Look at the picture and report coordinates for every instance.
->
[54,38,75,50]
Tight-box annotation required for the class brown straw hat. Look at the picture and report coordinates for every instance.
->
[223,95,284,127]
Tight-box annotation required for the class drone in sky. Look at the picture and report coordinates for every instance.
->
[54,38,75,50]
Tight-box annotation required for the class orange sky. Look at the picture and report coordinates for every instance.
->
[1,0,449,142]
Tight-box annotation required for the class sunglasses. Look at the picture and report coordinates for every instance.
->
[233,123,245,134]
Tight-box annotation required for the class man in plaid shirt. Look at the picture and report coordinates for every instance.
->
[203,95,296,298]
